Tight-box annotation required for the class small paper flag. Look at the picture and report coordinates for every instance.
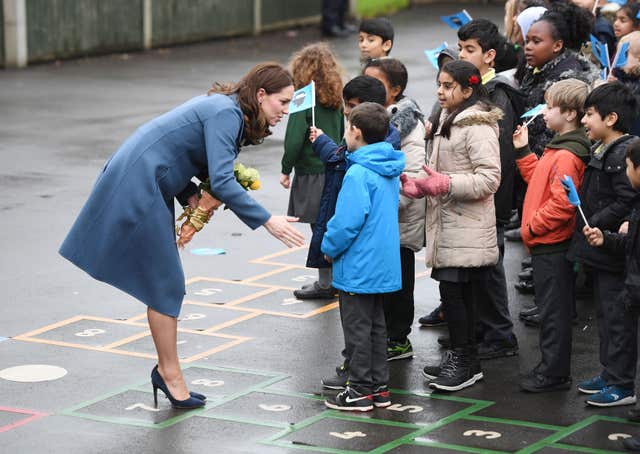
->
[561,175,581,207]
[590,34,610,69]
[609,0,628,4]
[288,82,315,114]
[614,42,630,68]
[521,104,546,118]
[424,42,448,69]
[440,10,472,30]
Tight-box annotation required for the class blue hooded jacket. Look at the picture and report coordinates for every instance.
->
[321,141,405,294]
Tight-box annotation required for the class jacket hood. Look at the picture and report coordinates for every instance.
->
[347,141,405,177]
[546,127,591,160]
[386,124,402,150]
[389,97,424,141]
[450,104,504,127]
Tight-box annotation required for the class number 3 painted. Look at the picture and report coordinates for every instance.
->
[75,328,106,337]
[609,433,632,441]
[463,429,502,439]
[330,431,366,440]
[191,379,224,387]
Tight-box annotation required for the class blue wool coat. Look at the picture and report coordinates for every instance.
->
[59,94,270,317]
[321,141,405,294]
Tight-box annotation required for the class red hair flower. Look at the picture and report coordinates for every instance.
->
[468,75,480,86]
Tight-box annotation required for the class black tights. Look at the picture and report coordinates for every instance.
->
[439,280,483,349]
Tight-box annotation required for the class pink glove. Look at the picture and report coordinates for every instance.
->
[415,165,450,196]
[400,173,425,199]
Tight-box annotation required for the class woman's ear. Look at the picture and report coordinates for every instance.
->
[256,88,266,104]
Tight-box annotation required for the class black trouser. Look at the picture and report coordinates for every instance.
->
[322,0,348,31]
[532,252,574,377]
[383,247,415,342]
[476,226,515,344]
[440,278,486,349]
[594,269,638,389]
[339,291,388,392]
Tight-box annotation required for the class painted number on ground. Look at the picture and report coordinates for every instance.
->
[609,433,632,441]
[282,298,303,306]
[330,431,366,440]
[182,313,206,321]
[126,403,160,412]
[258,404,291,412]
[388,404,423,413]
[191,379,224,387]
[463,430,502,439]
[193,288,222,296]
[75,328,106,337]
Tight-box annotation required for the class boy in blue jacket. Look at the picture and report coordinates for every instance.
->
[322,102,405,412]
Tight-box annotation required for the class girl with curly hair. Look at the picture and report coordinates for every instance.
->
[281,42,345,298]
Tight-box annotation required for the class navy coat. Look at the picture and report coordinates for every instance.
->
[59,94,271,317]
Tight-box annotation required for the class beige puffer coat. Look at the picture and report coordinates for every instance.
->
[397,119,427,251]
[424,104,502,269]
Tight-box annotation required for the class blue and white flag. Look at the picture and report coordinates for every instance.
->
[609,0,627,5]
[424,42,448,69]
[590,34,610,69]
[440,10,472,30]
[614,42,630,68]
[521,104,545,118]
[289,81,315,115]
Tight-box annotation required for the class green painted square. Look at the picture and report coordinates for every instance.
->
[551,415,640,453]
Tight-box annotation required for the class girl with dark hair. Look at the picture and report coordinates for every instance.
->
[521,6,599,156]
[401,60,502,392]
[60,62,304,409]
[614,3,640,41]
[363,57,426,360]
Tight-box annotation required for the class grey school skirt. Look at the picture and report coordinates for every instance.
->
[287,173,325,224]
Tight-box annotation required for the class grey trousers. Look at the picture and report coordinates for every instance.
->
[339,291,388,393]
[594,269,638,389]
[532,251,574,377]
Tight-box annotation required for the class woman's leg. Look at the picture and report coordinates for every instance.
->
[147,307,189,400]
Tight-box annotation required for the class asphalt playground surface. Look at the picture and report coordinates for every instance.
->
[1,3,639,453]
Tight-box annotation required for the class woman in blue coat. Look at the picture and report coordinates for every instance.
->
[59,63,304,408]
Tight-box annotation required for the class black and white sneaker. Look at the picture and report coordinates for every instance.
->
[324,386,374,412]
[321,364,349,390]
[372,385,391,408]
[422,350,453,380]
[429,348,482,392]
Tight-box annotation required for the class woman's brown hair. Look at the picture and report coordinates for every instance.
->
[289,42,343,111]
[208,62,293,145]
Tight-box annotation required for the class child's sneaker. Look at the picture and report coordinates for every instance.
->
[324,386,373,412]
[577,375,606,394]
[387,339,414,361]
[372,385,391,408]
[585,385,637,407]
[422,350,453,380]
[321,364,349,390]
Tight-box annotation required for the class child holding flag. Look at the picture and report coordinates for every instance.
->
[512,78,591,393]
[281,43,344,299]
[567,82,640,407]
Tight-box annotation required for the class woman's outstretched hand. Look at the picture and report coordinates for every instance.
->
[264,215,305,248]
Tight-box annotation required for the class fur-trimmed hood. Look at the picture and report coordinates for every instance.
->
[389,97,424,141]
[450,104,504,127]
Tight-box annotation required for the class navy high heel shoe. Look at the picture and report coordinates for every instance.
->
[151,365,205,409]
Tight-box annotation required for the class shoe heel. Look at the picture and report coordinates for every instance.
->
[153,384,159,408]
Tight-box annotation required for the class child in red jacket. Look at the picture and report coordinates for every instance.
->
[512,78,591,393]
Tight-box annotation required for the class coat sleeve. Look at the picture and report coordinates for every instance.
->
[175,181,199,206]
[312,134,343,163]
[448,124,501,200]
[515,146,539,184]
[603,230,627,256]
[204,108,271,230]
[281,111,309,175]
[528,153,581,236]
[590,169,638,230]
[321,168,371,259]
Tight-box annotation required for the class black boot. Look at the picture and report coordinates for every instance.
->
[623,436,640,451]
[429,347,483,392]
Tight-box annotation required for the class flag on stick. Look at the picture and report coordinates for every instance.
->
[613,42,629,68]
[424,42,448,69]
[440,10,472,30]
[561,174,590,228]
[289,81,316,127]
[590,34,610,69]
[521,104,546,126]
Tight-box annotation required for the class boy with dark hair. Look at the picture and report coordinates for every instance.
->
[568,82,640,407]
[583,139,640,451]
[359,18,394,62]
[512,78,592,393]
[322,102,405,411]
[454,18,523,359]
[295,75,400,301]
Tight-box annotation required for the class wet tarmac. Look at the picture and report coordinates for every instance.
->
[1,3,639,453]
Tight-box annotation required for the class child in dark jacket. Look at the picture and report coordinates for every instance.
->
[567,82,640,407]
[610,31,640,137]
[583,139,640,452]
[322,102,405,412]
[294,75,400,302]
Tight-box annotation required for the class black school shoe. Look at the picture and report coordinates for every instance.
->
[419,305,447,327]
[518,267,533,281]
[520,371,572,393]
[324,386,374,412]
[429,348,483,392]
[505,228,522,242]
[293,282,337,300]
[478,337,519,360]
[515,280,535,294]
[372,385,391,408]
[519,305,539,319]
[321,363,349,390]
[623,436,640,452]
